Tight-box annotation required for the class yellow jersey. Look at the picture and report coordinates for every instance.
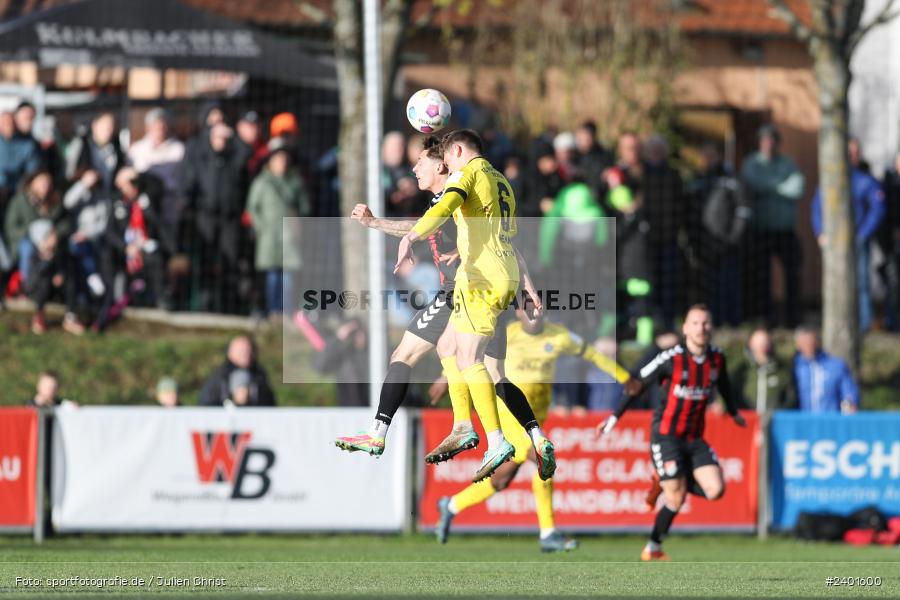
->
[504,321,631,417]
[412,157,519,285]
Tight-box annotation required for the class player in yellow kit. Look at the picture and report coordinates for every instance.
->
[433,306,639,552]
[395,129,555,483]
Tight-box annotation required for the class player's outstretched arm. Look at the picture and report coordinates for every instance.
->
[598,348,673,436]
[597,391,640,436]
[350,203,414,238]
[581,344,633,386]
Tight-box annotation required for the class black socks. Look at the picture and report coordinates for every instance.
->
[375,362,412,425]
[496,378,539,432]
[650,505,679,544]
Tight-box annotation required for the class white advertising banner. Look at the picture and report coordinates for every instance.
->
[51,407,409,532]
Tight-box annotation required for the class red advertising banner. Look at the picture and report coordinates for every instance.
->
[0,408,38,527]
[419,409,758,532]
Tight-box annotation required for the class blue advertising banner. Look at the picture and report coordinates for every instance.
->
[769,412,900,529]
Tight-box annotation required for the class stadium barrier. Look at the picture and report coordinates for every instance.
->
[50,407,411,532]
[418,410,760,533]
[0,407,42,540]
[31,406,900,536]
[769,411,900,530]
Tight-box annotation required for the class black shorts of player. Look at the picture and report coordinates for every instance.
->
[484,308,512,360]
[405,288,509,359]
[406,287,454,345]
[649,434,719,481]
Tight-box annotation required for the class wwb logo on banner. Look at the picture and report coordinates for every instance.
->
[191,432,275,499]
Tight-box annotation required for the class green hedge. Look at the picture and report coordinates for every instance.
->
[1,312,897,409]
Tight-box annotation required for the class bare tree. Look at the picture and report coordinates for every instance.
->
[441,0,685,143]
[328,0,415,296]
[768,0,899,371]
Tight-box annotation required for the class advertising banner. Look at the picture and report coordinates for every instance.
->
[0,408,38,528]
[770,411,900,529]
[52,407,409,532]
[419,409,758,532]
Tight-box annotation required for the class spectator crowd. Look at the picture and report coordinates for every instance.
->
[2,98,898,341]
[2,100,898,342]
[1,97,896,415]
[1,101,310,333]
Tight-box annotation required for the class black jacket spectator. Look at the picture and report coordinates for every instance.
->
[642,160,686,247]
[185,101,225,165]
[198,360,276,407]
[181,125,248,313]
[523,140,562,217]
[103,172,173,257]
[182,131,248,245]
[575,143,614,201]
[199,336,276,407]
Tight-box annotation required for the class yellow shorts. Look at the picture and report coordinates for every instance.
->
[451,279,518,337]
[497,383,551,465]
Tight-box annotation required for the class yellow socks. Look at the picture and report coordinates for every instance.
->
[450,479,496,514]
[532,472,555,531]
[441,357,472,425]
[461,363,501,436]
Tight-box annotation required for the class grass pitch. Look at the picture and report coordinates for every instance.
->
[1,533,898,599]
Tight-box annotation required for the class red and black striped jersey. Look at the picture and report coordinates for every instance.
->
[636,343,735,439]
[426,191,458,287]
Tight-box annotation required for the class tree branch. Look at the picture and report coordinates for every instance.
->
[381,0,414,108]
[839,0,866,48]
[411,1,441,31]
[766,0,817,45]
[848,0,900,54]
[293,0,329,25]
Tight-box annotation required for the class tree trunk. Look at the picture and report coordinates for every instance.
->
[812,48,859,372]
[332,0,412,304]
[381,0,413,111]
[333,0,368,303]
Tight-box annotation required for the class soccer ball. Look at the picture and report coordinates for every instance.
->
[406,89,451,134]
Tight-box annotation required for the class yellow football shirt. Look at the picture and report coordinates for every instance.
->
[412,157,519,285]
[503,321,631,420]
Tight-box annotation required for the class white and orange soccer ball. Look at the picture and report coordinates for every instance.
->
[405,88,451,134]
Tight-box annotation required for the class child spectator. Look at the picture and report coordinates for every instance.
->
[155,376,180,407]
[25,219,84,335]
[62,169,107,298]
[225,369,252,407]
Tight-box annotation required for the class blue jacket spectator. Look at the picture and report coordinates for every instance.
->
[811,167,886,332]
[0,111,41,197]
[792,327,859,414]
[811,167,885,244]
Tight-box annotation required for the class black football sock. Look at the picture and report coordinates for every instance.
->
[496,378,539,431]
[650,505,679,544]
[375,362,412,425]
